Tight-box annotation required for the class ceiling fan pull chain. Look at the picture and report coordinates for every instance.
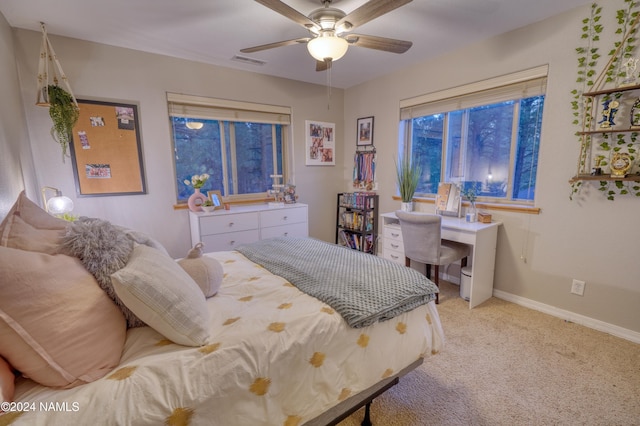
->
[326,58,336,109]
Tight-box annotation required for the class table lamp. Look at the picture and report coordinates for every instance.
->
[41,186,74,215]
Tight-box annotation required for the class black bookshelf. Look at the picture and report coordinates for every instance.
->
[335,192,379,254]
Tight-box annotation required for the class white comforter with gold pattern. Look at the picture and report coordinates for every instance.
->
[8,250,444,426]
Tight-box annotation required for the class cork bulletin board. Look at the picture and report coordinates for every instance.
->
[70,99,146,196]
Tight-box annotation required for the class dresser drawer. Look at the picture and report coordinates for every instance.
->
[201,229,260,252]
[383,238,404,254]
[383,248,405,265]
[383,224,403,242]
[199,212,259,236]
[261,221,309,240]
[261,206,308,228]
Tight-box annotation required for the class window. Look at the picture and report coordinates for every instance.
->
[167,94,290,202]
[399,66,547,203]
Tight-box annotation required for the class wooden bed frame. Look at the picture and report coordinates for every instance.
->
[304,358,424,426]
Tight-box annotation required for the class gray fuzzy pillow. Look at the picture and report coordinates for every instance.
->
[59,217,144,328]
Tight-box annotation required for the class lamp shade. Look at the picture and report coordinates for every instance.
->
[307,35,348,62]
[47,194,74,215]
[41,186,74,215]
[185,121,203,130]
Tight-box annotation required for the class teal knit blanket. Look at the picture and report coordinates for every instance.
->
[236,237,438,328]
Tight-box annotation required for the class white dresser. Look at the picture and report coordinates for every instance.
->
[189,203,308,253]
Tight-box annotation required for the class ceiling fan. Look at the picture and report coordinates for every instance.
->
[241,0,413,71]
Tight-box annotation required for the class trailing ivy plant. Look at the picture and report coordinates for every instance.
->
[571,1,640,200]
[47,84,79,161]
[570,3,603,200]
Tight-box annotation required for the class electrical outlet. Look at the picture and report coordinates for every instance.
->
[571,279,586,296]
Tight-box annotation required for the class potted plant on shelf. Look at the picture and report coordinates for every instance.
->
[396,156,421,212]
[47,84,79,161]
[200,200,216,213]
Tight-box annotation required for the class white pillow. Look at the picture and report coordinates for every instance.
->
[110,244,210,346]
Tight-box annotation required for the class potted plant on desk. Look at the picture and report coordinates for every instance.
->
[396,156,421,212]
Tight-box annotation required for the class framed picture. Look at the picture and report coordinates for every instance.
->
[284,184,296,204]
[206,190,224,210]
[305,120,335,166]
[357,116,374,146]
[69,99,146,196]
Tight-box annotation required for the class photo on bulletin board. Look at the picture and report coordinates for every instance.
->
[69,99,146,196]
[357,116,374,146]
[305,120,335,166]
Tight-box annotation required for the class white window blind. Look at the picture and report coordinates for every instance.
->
[167,93,291,125]
[399,65,548,120]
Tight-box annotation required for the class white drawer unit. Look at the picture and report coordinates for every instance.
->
[260,206,308,228]
[261,221,308,240]
[382,222,405,264]
[189,203,308,253]
[201,229,260,252]
[200,212,259,235]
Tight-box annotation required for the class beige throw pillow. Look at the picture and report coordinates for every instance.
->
[0,191,67,254]
[111,244,210,346]
[0,246,127,388]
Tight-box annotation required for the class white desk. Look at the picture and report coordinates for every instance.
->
[381,212,501,308]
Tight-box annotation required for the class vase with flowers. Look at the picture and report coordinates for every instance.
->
[462,185,478,222]
[185,173,210,212]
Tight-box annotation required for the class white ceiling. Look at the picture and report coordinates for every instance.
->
[1,0,592,89]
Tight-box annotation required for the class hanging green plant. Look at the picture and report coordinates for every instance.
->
[570,1,640,200]
[47,84,79,161]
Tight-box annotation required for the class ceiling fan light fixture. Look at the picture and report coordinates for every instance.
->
[307,34,348,62]
[186,121,204,130]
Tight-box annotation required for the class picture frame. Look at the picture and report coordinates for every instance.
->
[207,190,224,210]
[305,120,335,166]
[356,116,374,146]
[69,99,146,196]
[284,184,297,204]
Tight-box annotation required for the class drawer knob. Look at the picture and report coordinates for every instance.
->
[284,232,289,236]
[283,216,288,220]
[391,233,399,237]
[391,254,399,259]
[229,240,236,245]
[391,243,399,249]
[228,222,235,227]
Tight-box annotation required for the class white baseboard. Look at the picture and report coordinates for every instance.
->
[493,289,640,345]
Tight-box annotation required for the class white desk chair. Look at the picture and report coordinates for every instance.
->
[395,211,470,304]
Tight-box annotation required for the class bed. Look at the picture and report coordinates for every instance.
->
[0,193,444,426]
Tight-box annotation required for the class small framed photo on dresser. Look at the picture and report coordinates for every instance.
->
[356,116,374,146]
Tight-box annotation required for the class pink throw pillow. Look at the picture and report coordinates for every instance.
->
[0,246,127,388]
[0,356,15,404]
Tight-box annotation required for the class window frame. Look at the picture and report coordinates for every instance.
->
[167,93,292,203]
[398,66,547,206]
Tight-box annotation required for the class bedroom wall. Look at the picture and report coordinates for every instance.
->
[9,28,345,257]
[342,2,640,338]
[0,13,36,217]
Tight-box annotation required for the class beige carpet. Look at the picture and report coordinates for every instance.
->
[339,281,640,426]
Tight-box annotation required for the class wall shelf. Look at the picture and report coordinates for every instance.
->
[569,174,640,183]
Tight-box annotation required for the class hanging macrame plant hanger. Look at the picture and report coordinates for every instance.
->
[36,22,78,107]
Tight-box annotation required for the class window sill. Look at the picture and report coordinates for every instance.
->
[392,196,541,215]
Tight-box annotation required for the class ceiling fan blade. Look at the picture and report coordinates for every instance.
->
[316,59,331,72]
[336,0,413,32]
[241,38,310,53]
[346,34,412,53]
[254,0,320,31]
